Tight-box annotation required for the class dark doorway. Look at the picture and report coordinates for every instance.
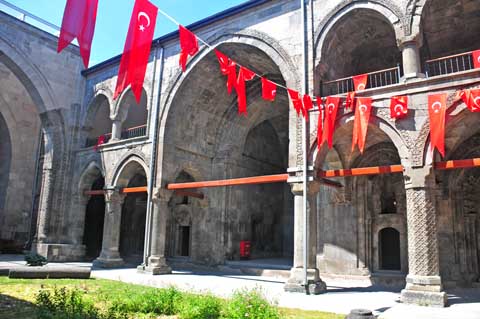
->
[379,227,401,270]
[119,173,147,264]
[179,226,190,257]
[83,177,105,260]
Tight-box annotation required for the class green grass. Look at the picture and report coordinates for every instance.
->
[0,277,342,319]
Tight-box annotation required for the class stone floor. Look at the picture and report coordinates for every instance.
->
[1,255,480,318]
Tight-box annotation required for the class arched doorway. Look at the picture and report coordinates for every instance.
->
[83,176,106,260]
[115,160,148,265]
[379,227,401,271]
[160,40,296,265]
[85,94,112,147]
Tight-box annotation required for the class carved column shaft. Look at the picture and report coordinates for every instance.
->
[405,187,440,277]
[398,34,424,80]
[111,120,122,141]
[93,190,125,268]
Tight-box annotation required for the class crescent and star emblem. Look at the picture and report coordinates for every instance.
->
[138,12,151,32]
[359,104,368,113]
[357,83,366,91]
[394,104,406,116]
[473,96,480,110]
[431,101,442,114]
[327,103,335,114]
[477,56,480,64]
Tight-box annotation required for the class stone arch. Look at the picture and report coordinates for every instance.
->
[113,87,148,123]
[111,153,149,188]
[416,0,480,60]
[0,32,56,112]
[83,93,112,146]
[314,0,404,79]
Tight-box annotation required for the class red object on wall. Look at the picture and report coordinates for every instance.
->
[240,240,251,259]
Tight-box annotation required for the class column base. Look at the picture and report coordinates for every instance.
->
[400,275,447,307]
[92,255,124,269]
[137,256,171,275]
[284,267,327,295]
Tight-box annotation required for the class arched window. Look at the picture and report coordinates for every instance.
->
[379,227,401,270]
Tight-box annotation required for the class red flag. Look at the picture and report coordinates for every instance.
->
[316,98,324,149]
[235,67,256,115]
[390,96,409,119]
[345,91,356,111]
[458,89,480,112]
[322,96,340,149]
[428,94,447,157]
[288,89,303,117]
[179,25,199,72]
[94,134,106,151]
[215,50,237,94]
[58,0,98,68]
[352,97,372,153]
[353,74,368,91]
[261,77,277,102]
[114,0,158,103]
[302,94,314,121]
[472,50,480,69]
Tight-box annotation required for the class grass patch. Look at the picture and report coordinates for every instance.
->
[0,277,342,319]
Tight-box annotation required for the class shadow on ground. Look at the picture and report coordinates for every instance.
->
[0,293,37,319]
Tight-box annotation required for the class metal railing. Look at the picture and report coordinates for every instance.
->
[84,125,148,148]
[321,65,401,96]
[0,0,62,37]
[425,51,476,78]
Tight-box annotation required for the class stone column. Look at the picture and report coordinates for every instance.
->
[93,190,125,268]
[285,182,327,294]
[111,120,122,141]
[398,33,424,81]
[400,167,447,307]
[142,188,171,275]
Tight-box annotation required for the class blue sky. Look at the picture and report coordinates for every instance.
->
[6,0,246,66]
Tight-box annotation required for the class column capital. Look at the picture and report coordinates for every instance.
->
[403,165,435,190]
[152,187,172,203]
[290,181,322,196]
[397,33,423,49]
[104,189,125,205]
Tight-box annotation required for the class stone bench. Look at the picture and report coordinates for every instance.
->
[8,266,91,279]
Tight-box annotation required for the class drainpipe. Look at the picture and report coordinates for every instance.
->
[142,43,165,268]
[301,0,309,293]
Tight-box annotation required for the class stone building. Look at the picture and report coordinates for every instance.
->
[0,0,479,307]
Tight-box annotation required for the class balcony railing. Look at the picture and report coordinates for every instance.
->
[0,0,62,37]
[85,125,147,148]
[321,65,401,96]
[425,51,476,78]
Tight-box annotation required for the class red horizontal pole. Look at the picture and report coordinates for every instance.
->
[121,186,148,194]
[319,164,404,178]
[435,158,480,171]
[167,174,289,190]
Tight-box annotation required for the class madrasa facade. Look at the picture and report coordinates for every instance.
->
[1,0,479,307]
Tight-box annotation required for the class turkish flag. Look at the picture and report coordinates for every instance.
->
[351,97,372,154]
[459,89,480,112]
[428,94,447,157]
[322,96,340,149]
[261,77,277,102]
[316,98,324,149]
[288,89,303,117]
[215,50,237,94]
[345,91,356,111]
[58,0,98,68]
[114,0,158,103]
[472,50,480,69]
[353,74,368,91]
[179,25,199,72]
[302,94,314,121]
[390,96,409,119]
[235,66,256,115]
